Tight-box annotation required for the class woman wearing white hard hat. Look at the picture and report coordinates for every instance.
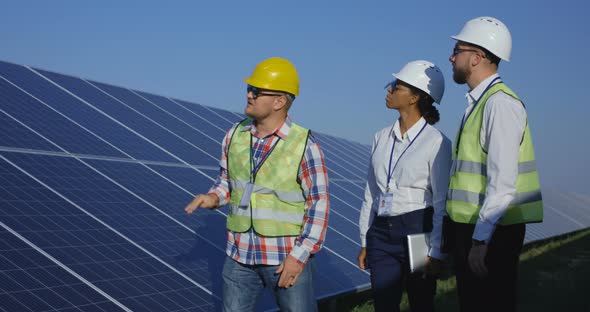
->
[357,60,452,312]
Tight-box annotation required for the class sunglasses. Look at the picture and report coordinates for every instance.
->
[384,80,397,93]
[247,85,283,99]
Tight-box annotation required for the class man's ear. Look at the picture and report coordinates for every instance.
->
[471,53,484,67]
[273,95,288,111]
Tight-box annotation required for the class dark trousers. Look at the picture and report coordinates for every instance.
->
[366,208,436,312]
[453,222,525,312]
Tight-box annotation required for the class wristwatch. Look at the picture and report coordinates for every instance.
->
[472,239,486,246]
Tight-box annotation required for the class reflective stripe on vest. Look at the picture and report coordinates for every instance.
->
[446,83,543,225]
[230,180,306,203]
[454,159,538,176]
[226,119,309,236]
[448,189,543,208]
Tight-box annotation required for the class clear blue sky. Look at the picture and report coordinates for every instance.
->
[1,0,588,194]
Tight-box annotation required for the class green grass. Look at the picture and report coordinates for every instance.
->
[326,228,590,312]
[516,228,590,311]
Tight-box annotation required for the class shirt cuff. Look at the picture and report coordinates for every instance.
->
[428,247,447,260]
[289,245,311,266]
[473,219,496,243]
[360,234,367,248]
[208,190,225,207]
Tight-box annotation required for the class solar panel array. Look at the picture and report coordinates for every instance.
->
[525,189,590,243]
[0,60,372,311]
[1,59,588,311]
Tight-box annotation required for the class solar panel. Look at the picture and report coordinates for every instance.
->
[0,60,373,311]
[87,81,225,160]
[0,62,177,163]
[1,59,588,311]
[0,154,219,311]
[0,71,125,158]
[36,69,217,167]
[0,226,128,312]
[525,189,590,243]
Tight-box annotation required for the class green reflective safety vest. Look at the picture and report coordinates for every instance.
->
[226,118,309,236]
[446,83,543,225]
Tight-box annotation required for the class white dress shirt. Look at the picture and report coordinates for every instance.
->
[359,117,452,259]
[459,74,527,243]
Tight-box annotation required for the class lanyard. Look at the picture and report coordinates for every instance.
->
[455,77,501,155]
[249,134,280,182]
[386,121,427,192]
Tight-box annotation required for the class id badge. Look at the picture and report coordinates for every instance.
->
[239,182,254,207]
[377,192,394,216]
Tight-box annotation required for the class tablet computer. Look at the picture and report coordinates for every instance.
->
[407,232,431,273]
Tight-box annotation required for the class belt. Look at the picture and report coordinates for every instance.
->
[376,206,433,219]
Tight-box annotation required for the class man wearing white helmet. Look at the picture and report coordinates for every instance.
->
[358,60,451,312]
[446,17,543,312]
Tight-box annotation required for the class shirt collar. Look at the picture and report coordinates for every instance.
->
[239,116,291,140]
[391,117,426,141]
[467,73,501,104]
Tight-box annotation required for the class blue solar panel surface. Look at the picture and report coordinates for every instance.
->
[0,154,218,311]
[1,59,589,311]
[0,60,374,311]
[0,226,128,312]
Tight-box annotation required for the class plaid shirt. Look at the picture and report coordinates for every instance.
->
[209,117,330,266]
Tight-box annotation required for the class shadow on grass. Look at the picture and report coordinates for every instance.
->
[334,227,590,312]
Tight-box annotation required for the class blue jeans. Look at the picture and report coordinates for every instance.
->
[221,256,317,312]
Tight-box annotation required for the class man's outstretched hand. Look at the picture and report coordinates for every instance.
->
[185,194,219,214]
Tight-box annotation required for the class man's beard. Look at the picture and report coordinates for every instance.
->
[453,66,469,84]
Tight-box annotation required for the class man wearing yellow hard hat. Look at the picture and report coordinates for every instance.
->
[185,57,330,311]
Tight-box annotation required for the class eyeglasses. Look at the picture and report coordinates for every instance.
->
[452,48,479,57]
[247,85,283,99]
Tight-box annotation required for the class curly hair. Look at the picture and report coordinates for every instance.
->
[398,80,440,125]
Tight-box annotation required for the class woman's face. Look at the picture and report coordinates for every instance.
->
[385,80,416,110]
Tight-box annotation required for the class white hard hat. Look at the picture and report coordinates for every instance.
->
[392,60,445,104]
[452,16,512,62]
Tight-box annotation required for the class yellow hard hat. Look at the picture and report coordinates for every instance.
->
[244,57,299,96]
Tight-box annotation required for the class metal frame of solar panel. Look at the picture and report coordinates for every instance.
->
[2,59,589,311]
